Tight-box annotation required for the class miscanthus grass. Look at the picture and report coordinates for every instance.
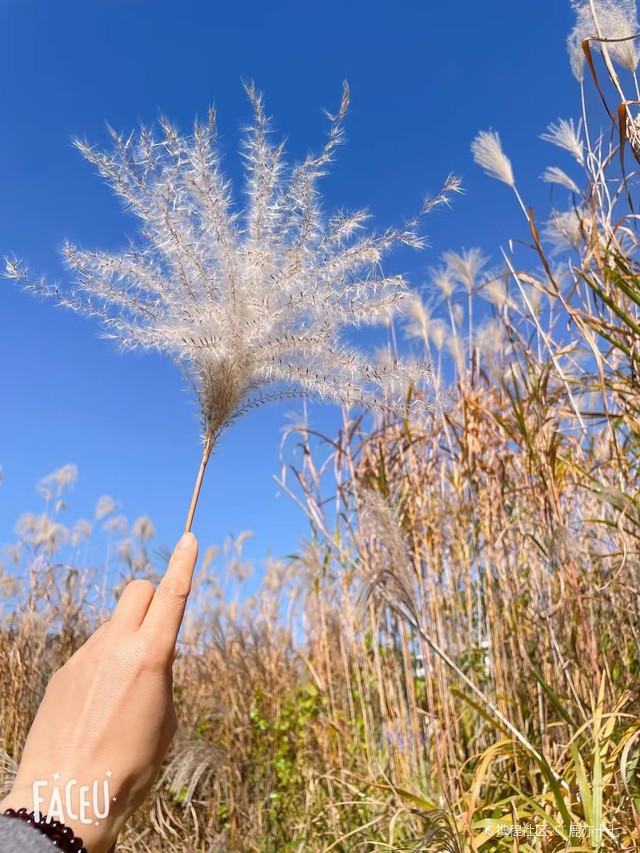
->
[568,0,639,82]
[7,83,460,531]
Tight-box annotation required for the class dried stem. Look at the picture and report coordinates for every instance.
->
[184,434,214,533]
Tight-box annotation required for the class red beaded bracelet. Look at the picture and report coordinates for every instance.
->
[2,807,88,852]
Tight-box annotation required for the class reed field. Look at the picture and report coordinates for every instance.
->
[2,3,640,851]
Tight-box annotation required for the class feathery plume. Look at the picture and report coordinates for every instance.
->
[404,292,449,348]
[447,334,465,375]
[403,293,432,343]
[355,488,418,621]
[430,266,456,301]
[442,248,489,294]
[7,84,459,531]
[480,277,517,310]
[102,514,128,535]
[71,519,93,546]
[428,319,447,350]
[474,317,506,361]
[0,748,18,796]
[373,346,439,411]
[542,166,581,193]
[132,515,156,542]
[470,131,515,186]
[543,207,586,253]
[160,726,225,809]
[568,0,639,80]
[36,464,78,502]
[540,118,585,165]
[451,303,464,328]
[94,495,115,520]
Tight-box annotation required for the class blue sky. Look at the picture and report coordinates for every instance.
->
[0,0,578,583]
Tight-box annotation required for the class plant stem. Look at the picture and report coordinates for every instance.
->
[184,434,214,533]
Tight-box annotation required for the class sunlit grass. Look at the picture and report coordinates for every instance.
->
[2,3,640,851]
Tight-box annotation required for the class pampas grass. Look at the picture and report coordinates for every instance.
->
[6,84,459,531]
[1,3,640,850]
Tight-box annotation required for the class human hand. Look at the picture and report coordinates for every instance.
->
[0,531,198,853]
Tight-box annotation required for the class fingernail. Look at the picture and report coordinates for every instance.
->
[177,531,196,550]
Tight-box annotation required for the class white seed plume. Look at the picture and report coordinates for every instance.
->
[446,334,465,375]
[442,248,489,294]
[36,464,78,503]
[7,84,460,449]
[71,519,93,546]
[373,346,433,408]
[132,515,155,542]
[94,494,116,520]
[543,207,586,253]
[403,291,448,347]
[540,119,585,165]
[474,318,506,361]
[102,514,128,535]
[15,513,68,556]
[451,303,464,328]
[430,266,456,301]
[356,488,417,619]
[568,0,639,80]
[404,293,432,343]
[542,166,581,194]
[428,319,447,350]
[471,131,515,187]
[480,277,517,310]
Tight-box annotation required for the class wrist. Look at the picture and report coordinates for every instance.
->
[0,785,117,853]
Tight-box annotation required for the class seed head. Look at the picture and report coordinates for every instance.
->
[568,0,639,80]
[540,119,585,165]
[471,131,515,187]
[7,84,458,445]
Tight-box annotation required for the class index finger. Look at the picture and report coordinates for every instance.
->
[139,531,198,653]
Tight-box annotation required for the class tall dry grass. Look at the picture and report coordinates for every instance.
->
[2,12,640,853]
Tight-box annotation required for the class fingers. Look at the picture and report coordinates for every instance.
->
[111,579,156,631]
[139,532,198,655]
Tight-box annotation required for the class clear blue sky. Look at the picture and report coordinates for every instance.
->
[0,0,577,579]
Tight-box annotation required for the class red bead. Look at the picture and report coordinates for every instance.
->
[3,808,87,853]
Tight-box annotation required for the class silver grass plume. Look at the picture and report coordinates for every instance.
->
[568,0,639,80]
[470,131,515,186]
[0,747,18,796]
[355,488,419,621]
[159,725,225,809]
[6,83,460,530]
[442,248,489,294]
[543,207,587,253]
[540,118,585,165]
[541,166,581,194]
